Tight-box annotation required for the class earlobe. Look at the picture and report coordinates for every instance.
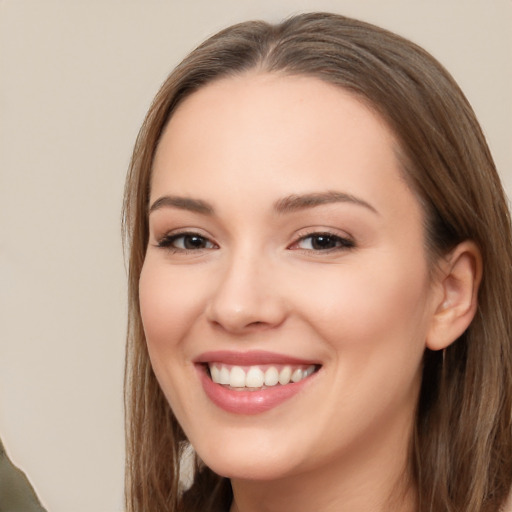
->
[426,241,482,351]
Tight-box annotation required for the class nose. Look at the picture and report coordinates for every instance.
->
[205,251,287,334]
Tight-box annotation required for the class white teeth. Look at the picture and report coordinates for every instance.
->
[304,365,315,378]
[278,366,292,385]
[209,363,317,388]
[264,367,279,386]
[210,365,220,383]
[291,368,303,383]
[219,366,230,385]
[246,367,265,388]
[230,366,246,388]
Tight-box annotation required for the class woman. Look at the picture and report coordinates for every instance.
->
[122,12,512,512]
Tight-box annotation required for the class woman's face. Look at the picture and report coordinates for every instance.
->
[139,74,441,482]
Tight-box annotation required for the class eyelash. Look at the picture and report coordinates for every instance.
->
[156,230,355,254]
[157,232,218,253]
[290,231,355,252]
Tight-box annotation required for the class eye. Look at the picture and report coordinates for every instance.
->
[292,232,354,251]
[157,232,217,251]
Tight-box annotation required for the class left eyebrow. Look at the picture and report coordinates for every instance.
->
[148,195,215,215]
[273,191,379,215]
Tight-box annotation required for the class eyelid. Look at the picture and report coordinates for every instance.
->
[288,228,355,252]
[155,229,219,253]
[152,226,354,254]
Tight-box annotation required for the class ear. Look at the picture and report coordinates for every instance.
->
[426,241,482,351]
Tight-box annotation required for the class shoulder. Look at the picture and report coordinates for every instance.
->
[0,438,47,512]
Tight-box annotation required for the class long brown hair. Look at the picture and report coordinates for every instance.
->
[123,12,512,512]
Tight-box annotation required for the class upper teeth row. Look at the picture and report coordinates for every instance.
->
[208,364,316,388]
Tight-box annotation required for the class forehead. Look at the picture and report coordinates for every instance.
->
[151,72,417,221]
[158,72,396,160]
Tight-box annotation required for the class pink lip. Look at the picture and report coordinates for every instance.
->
[194,350,318,366]
[194,351,320,415]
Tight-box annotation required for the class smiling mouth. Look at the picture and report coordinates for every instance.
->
[196,352,322,414]
[206,363,320,391]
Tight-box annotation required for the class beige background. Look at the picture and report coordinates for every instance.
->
[0,1,510,511]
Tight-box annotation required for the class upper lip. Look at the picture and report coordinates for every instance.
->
[194,350,320,366]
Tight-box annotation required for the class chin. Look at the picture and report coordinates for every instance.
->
[193,435,305,481]
[203,456,295,481]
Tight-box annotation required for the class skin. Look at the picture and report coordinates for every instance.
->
[139,73,479,512]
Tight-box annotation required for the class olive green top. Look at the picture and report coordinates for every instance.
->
[0,438,47,512]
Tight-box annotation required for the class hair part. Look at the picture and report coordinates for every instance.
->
[123,12,512,512]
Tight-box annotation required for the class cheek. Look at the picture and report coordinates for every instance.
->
[138,258,205,354]
[292,257,432,354]
[138,259,208,415]
[298,262,431,433]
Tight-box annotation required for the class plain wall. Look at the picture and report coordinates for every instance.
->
[0,1,510,511]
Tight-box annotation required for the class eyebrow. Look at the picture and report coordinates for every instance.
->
[148,190,378,216]
[149,195,214,215]
[273,191,378,215]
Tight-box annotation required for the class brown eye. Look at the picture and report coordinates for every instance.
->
[158,233,216,251]
[295,233,354,251]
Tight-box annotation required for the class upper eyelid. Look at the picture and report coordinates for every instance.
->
[153,227,355,248]
[296,229,352,238]
[155,232,219,254]
[290,233,354,248]
[155,227,214,241]
[159,231,215,242]
[292,227,354,242]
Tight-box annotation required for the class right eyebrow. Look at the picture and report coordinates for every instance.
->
[273,190,379,215]
[148,195,215,215]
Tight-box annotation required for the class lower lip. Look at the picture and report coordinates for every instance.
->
[197,366,315,415]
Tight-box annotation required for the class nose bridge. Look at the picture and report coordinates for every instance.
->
[206,243,285,332]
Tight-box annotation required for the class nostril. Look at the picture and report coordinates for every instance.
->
[246,320,274,331]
